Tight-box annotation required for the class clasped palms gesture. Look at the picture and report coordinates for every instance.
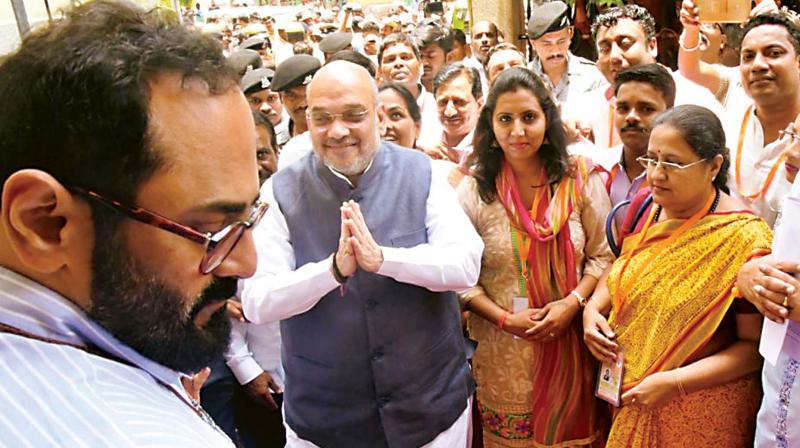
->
[335,200,383,277]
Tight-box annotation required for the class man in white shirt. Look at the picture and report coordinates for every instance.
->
[0,1,263,445]
[430,62,483,164]
[241,61,483,448]
[723,13,800,227]
[571,5,723,151]
[377,33,443,147]
[527,1,606,107]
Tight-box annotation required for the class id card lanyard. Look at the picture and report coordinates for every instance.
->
[612,191,716,314]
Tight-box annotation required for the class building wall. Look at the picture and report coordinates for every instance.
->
[471,0,525,51]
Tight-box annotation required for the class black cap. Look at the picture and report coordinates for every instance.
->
[527,1,570,40]
[228,49,263,77]
[270,55,321,92]
[240,36,268,51]
[240,68,275,94]
[319,32,353,54]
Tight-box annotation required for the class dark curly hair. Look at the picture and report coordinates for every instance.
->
[742,13,800,55]
[652,105,730,193]
[471,67,570,204]
[0,0,237,205]
[591,5,656,43]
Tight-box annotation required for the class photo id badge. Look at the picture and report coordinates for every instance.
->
[512,297,528,340]
[595,352,624,407]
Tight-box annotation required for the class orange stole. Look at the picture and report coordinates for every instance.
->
[490,157,602,446]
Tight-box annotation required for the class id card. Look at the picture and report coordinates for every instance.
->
[512,297,528,340]
[595,352,624,407]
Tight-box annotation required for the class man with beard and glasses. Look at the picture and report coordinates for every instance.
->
[604,64,675,229]
[526,1,605,107]
[241,61,483,448]
[0,0,262,446]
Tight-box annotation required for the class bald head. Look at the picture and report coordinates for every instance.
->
[309,61,378,107]
[306,60,382,180]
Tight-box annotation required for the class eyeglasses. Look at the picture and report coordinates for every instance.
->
[636,156,708,173]
[308,108,370,127]
[70,187,268,274]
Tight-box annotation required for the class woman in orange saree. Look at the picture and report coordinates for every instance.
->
[583,105,772,447]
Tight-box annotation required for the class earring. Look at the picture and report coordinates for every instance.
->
[490,140,499,149]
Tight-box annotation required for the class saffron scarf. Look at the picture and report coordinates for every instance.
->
[494,155,600,446]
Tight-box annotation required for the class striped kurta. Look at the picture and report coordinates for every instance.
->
[0,266,234,448]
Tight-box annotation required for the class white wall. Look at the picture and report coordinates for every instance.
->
[0,0,74,54]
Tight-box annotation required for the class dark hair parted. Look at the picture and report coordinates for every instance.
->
[591,5,656,42]
[378,82,422,123]
[0,0,237,204]
[652,105,730,193]
[472,67,570,204]
[414,23,454,53]
[378,32,420,65]
[742,13,800,55]
[432,62,482,100]
[327,50,377,78]
[613,63,676,108]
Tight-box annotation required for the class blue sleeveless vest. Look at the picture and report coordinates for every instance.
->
[272,143,474,447]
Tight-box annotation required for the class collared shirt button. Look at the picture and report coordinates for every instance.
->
[365,299,377,310]
[370,350,383,361]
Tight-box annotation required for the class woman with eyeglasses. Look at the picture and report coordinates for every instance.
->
[583,105,772,447]
[457,67,613,447]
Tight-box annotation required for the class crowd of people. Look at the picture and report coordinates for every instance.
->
[3,0,800,447]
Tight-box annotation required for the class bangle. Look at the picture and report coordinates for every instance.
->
[570,290,588,307]
[497,312,510,331]
[679,30,702,52]
[674,369,687,396]
[331,254,348,285]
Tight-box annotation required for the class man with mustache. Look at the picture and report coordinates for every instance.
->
[431,63,483,164]
[241,61,483,447]
[568,5,723,151]
[0,0,262,445]
[241,68,292,148]
[527,1,605,106]
[722,13,800,227]
[605,64,675,227]
[272,55,321,170]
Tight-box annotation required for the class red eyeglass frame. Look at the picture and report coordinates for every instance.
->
[69,187,268,274]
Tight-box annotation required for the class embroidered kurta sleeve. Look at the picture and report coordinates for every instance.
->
[455,177,489,306]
